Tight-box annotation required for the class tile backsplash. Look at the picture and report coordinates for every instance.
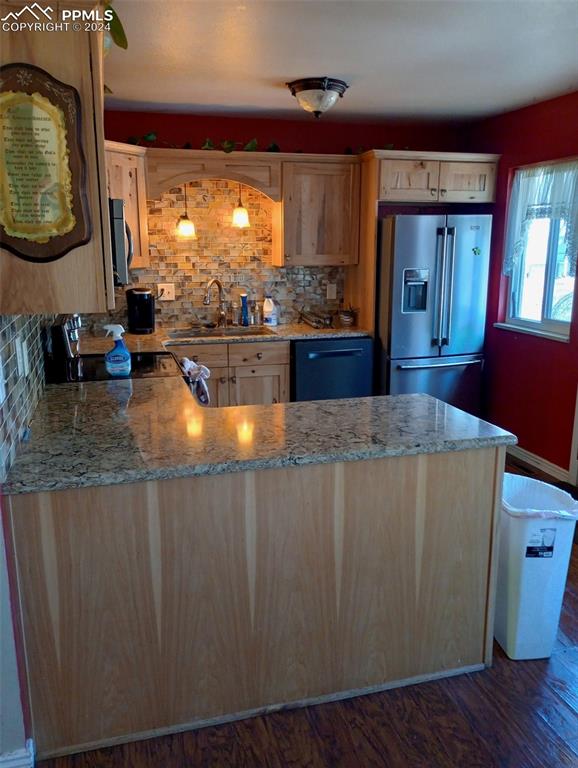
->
[0,315,46,482]
[84,179,345,330]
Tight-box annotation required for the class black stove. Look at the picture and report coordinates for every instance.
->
[48,352,182,384]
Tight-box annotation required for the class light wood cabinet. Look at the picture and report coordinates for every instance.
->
[166,343,228,369]
[438,161,496,202]
[379,159,440,202]
[105,141,150,268]
[228,340,290,366]
[379,158,497,203]
[277,161,360,266]
[206,366,231,407]
[146,148,282,201]
[0,2,114,314]
[229,364,289,406]
[168,340,290,407]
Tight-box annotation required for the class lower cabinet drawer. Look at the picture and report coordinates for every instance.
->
[228,341,290,366]
[167,343,228,368]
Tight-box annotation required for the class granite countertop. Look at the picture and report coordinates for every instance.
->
[77,323,371,354]
[2,378,516,496]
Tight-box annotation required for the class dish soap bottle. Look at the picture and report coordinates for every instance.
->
[104,324,131,377]
[263,295,278,326]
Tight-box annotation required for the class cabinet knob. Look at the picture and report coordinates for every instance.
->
[256,352,263,360]
[230,375,237,384]
[285,254,291,260]
[251,369,256,374]
[430,188,437,196]
[273,398,278,404]
[242,358,248,362]
[219,376,227,384]
[440,188,447,196]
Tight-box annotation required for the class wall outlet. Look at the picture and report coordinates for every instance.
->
[158,283,175,301]
[326,282,337,300]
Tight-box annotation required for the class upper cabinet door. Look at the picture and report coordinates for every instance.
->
[280,162,360,266]
[379,159,440,202]
[438,161,496,203]
[105,142,150,269]
[0,11,114,314]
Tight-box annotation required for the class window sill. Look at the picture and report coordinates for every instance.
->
[493,322,570,343]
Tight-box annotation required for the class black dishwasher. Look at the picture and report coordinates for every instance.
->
[291,338,374,401]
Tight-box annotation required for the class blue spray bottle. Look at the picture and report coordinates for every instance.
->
[104,324,131,377]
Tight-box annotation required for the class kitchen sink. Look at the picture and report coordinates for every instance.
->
[165,326,276,341]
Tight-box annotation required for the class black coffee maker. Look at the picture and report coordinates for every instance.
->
[126,288,155,334]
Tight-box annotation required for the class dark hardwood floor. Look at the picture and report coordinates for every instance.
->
[40,465,578,768]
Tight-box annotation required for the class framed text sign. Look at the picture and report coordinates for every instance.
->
[0,63,91,262]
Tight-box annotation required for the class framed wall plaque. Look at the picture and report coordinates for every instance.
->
[0,63,91,262]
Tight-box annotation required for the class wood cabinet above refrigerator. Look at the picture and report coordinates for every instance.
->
[0,2,114,314]
[343,150,500,334]
[377,152,498,203]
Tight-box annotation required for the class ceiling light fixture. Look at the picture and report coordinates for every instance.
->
[286,76,349,118]
[176,182,197,238]
[232,184,250,228]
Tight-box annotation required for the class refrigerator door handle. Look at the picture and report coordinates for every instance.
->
[442,227,457,346]
[434,227,447,347]
[396,359,482,371]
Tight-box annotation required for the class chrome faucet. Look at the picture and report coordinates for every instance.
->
[203,278,227,327]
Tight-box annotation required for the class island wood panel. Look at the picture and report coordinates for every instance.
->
[0,2,114,314]
[8,447,503,757]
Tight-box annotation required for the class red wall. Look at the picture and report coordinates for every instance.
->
[104,110,468,154]
[466,91,578,469]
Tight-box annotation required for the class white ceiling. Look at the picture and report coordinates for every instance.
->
[105,0,578,119]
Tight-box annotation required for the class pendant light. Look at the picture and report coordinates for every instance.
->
[286,77,349,118]
[176,182,197,238]
[232,184,250,228]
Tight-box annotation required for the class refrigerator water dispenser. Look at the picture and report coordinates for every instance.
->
[402,269,429,313]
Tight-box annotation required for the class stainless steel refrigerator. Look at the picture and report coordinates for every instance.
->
[376,214,492,415]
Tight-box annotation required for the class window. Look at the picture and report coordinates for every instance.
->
[503,159,578,337]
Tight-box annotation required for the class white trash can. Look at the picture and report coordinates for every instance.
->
[494,473,578,660]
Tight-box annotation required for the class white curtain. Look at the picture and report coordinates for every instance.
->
[503,159,578,276]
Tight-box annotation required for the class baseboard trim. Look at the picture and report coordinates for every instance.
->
[37,664,484,759]
[507,445,570,484]
[0,740,34,768]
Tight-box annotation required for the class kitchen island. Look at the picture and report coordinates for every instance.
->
[2,379,516,757]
